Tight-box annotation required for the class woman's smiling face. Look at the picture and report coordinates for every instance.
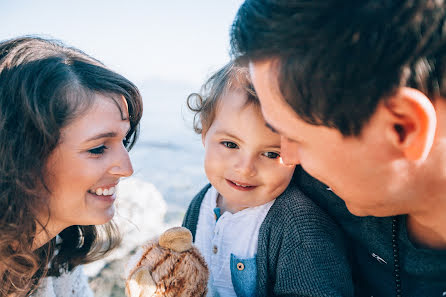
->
[42,93,133,235]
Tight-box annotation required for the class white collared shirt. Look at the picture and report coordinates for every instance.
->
[194,186,274,297]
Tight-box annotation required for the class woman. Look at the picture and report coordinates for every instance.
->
[0,36,143,296]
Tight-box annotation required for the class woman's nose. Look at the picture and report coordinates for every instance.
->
[109,146,134,177]
[280,136,300,166]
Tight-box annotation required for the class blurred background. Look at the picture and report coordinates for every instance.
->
[0,1,243,295]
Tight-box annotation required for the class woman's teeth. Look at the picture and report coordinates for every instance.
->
[89,186,116,196]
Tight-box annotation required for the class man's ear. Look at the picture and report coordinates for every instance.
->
[383,87,437,161]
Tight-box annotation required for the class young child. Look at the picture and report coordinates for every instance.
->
[183,61,354,297]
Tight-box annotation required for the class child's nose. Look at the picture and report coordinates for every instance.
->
[235,154,257,177]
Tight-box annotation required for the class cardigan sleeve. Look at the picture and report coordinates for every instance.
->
[182,183,211,241]
[257,183,354,297]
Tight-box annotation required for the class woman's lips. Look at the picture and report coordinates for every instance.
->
[87,191,116,204]
[226,179,257,191]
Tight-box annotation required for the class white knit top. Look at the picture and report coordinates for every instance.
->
[30,266,93,297]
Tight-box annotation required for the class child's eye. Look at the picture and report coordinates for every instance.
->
[221,141,238,149]
[88,145,108,156]
[263,151,280,159]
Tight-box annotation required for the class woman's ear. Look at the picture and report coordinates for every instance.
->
[384,87,437,161]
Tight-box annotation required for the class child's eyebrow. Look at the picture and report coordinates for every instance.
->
[264,145,281,151]
[268,145,281,149]
[215,130,243,142]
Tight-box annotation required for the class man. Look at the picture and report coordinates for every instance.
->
[230,0,446,296]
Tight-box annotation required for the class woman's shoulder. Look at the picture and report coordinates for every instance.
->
[30,266,94,297]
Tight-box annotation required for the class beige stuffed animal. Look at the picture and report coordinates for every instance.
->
[125,227,209,297]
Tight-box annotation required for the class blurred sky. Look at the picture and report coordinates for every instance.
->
[0,0,243,86]
[0,0,246,212]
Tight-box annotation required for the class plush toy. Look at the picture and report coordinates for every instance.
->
[125,227,209,297]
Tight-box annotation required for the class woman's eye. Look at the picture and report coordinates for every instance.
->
[88,145,108,155]
[263,151,280,159]
[221,141,238,149]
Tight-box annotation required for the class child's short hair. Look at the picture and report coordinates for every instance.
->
[187,61,258,135]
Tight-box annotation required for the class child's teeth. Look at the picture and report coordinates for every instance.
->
[96,188,103,195]
[103,188,109,196]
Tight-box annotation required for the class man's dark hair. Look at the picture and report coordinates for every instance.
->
[231,0,446,135]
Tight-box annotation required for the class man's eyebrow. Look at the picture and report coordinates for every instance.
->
[85,132,117,142]
[265,122,279,134]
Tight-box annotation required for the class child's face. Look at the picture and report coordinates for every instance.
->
[202,89,295,213]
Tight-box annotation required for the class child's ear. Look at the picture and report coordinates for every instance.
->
[383,87,436,161]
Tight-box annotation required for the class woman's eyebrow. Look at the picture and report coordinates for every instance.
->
[85,132,117,142]
[85,123,131,143]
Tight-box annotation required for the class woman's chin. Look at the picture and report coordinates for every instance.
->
[84,205,116,226]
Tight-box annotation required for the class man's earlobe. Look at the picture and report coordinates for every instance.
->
[385,87,437,161]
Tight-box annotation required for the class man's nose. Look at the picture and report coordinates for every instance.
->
[280,136,300,166]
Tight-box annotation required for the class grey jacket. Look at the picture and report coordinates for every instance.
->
[182,180,354,297]
[295,166,446,297]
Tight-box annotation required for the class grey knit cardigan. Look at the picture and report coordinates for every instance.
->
[182,181,354,297]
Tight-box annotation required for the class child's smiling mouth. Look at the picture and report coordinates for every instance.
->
[226,179,257,191]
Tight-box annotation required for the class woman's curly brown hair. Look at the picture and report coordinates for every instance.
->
[0,36,143,296]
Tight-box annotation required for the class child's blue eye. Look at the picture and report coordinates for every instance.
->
[88,145,108,155]
[263,151,280,159]
[221,141,238,149]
